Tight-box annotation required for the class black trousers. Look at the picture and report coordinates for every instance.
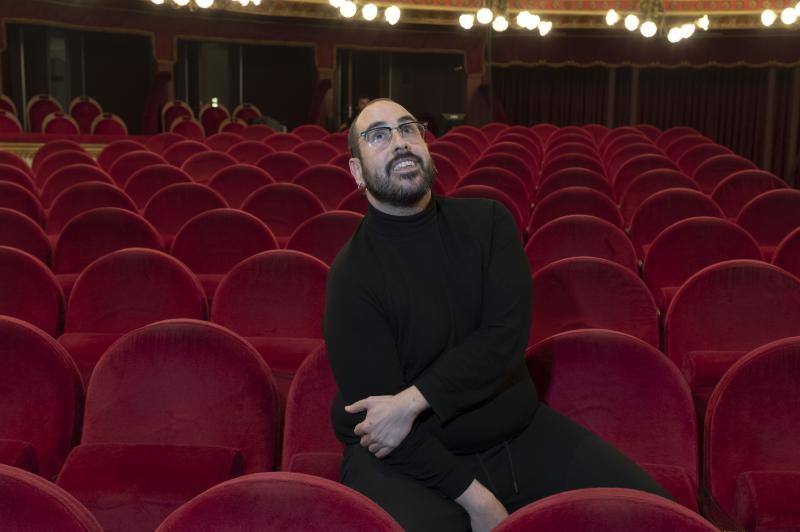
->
[340,404,673,532]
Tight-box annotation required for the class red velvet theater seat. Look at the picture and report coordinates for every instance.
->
[162,139,208,167]
[619,169,697,224]
[35,150,98,188]
[282,345,343,480]
[692,154,758,194]
[710,170,787,219]
[494,488,717,532]
[612,154,678,200]
[322,132,349,153]
[145,132,183,155]
[41,112,79,135]
[583,123,611,144]
[256,151,310,183]
[97,139,147,172]
[208,164,274,208]
[171,208,278,299]
[46,181,137,235]
[429,153,461,192]
[0,246,64,337]
[544,142,599,167]
[471,153,536,195]
[108,150,167,188]
[180,150,236,184]
[705,337,800,532]
[600,132,648,161]
[605,142,664,180]
[549,125,595,144]
[124,164,192,209]
[292,140,339,165]
[143,182,228,247]
[536,167,612,202]
[448,185,525,237]
[91,113,127,135]
[292,164,357,211]
[482,121,510,141]
[0,464,102,531]
[528,186,623,236]
[170,116,205,140]
[32,139,83,175]
[656,126,702,149]
[58,248,207,384]
[57,319,280,532]
[264,132,304,152]
[485,140,542,172]
[225,139,275,164]
[199,103,230,137]
[530,257,659,347]
[211,250,328,400]
[664,134,712,162]
[525,214,637,275]
[336,188,369,215]
[773,227,800,279]
[40,164,114,209]
[677,143,731,176]
[240,124,275,141]
[0,109,21,133]
[241,183,325,247]
[161,100,193,132]
[26,94,62,133]
[450,124,490,151]
[68,96,102,135]
[0,163,37,194]
[233,102,262,123]
[286,210,363,266]
[541,153,605,184]
[204,131,243,152]
[0,208,51,264]
[0,182,44,225]
[458,167,530,219]
[292,124,329,141]
[505,125,542,144]
[428,141,472,176]
[329,152,351,173]
[664,260,800,407]
[440,132,481,162]
[156,472,402,532]
[0,316,82,477]
[737,189,800,261]
[642,217,763,311]
[526,329,699,510]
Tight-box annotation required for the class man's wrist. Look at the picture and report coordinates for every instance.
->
[398,385,429,416]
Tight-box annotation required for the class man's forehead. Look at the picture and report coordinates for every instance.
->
[355,101,413,130]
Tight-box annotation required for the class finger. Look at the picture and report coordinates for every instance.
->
[368,443,382,454]
[353,422,366,436]
[375,447,392,459]
[345,398,371,413]
[360,434,372,447]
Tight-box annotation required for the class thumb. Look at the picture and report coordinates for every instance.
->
[345,398,371,413]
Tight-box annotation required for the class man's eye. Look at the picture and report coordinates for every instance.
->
[370,130,388,142]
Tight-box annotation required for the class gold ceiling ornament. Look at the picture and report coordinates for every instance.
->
[604,1,710,42]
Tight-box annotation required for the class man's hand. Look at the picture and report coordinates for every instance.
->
[345,386,429,458]
[455,479,508,532]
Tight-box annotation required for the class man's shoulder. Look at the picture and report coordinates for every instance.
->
[327,225,373,287]
[436,194,498,221]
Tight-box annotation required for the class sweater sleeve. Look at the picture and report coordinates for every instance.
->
[413,201,533,423]
[324,263,475,499]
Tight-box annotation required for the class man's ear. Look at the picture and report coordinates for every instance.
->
[349,157,365,188]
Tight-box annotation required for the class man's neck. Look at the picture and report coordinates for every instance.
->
[366,190,432,216]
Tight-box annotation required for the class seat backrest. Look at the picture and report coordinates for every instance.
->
[656,126,702,149]
[292,124,329,141]
[162,139,209,167]
[40,164,114,208]
[526,329,697,487]
[600,132,648,160]
[36,151,98,188]
[233,102,262,123]
[171,208,278,274]
[161,100,193,132]
[211,250,328,338]
[199,103,230,136]
[773,227,800,279]
[0,163,36,194]
[530,257,659,347]
[613,154,678,199]
[91,113,127,135]
[619,169,697,224]
[440,132,481,162]
[292,141,339,165]
[528,186,623,235]
[736,189,800,247]
[170,116,205,140]
[429,153,460,192]
[536,167,613,202]
[26,94,62,133]
[47,182,136,235]
[541,153,605,183]
[543,142,599,166]
[458,167,530,220]
[664,260,800,369]
[489,136,542,166]
[256,151,310,183]
[470,153,535,195]
[108,150,167,188]
[53,207,163,274]
[583,123,610,144]
[143,183,228,238]
[482,121,510,141]
[322,132,349,153]
[0,182,43,225]
[241,183,325,241]
[83,319,279,473]
[447,185,524,236]
[205,132,244,152]
[144,132,183,155]
[705,337,800,516]
[606,143,664,181]
[634,124,662,141]
[226,140,275,164]
[664,135,711,162]
[676,143,730,176]
[0,316,82,477]
[710,170,787,218]
[155,472,402,532]
[240,124,275,141]
[124,164,192,209]
[525,214,637,275]
[692,154,758,194]
[428,141,471,176]
[181,150,236,183]
[208,163,274,208]
[292,165,357,210]
[33,140,84,175]
[0,246,64,336]
[65,248,207,334]
[0,207,51,266]
[97,139,147,172]
[450,125,490,151]
[0,464,102,531]
[547,130,595,150]
[42,112,80,135]
[264,132,304,152]
[286,211,363,266]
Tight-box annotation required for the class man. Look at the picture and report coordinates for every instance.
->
[323,99,670,531]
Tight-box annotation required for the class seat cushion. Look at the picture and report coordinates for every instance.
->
[0,439,38,474]
[285,452,343,482]
[682,349,747,407]
[735,470,800,531]
[58,333,123,386]
[58,443,244,532]
[641,462,698,511]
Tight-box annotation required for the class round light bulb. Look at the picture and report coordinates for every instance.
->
[761,9,777,26]
[459,14,475,29]
[340,0,357,18]
[476,7,494,24]
[329,0,344,6]
[538,19,552,36]
[516,11,530,27]
[385,5,401,24]
[174,0,190,6]
[781,7,798,24]
[680,22,695,38]
[697,14,709,30]
[195,0,213,7]
[640,20,657,37]
[362,3,378,20]
[624,14,640,31]
[605,9,620,25]
[525,13,541,30]
[151,0,165,4]
[492,15,509,31]
[796,1,800,15]
[667,27,683,43]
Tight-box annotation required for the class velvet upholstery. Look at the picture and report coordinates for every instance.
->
[612,154,678,199]
[773,227,800,279]
[0,316,82,478]
[70,98,101,134]
[162,101,193,132]
[286,210,363,266]
[635,124,662,141]
[281,345,344,480]
[428,141,472,176]
[256,151,311,183]
[605,143,664,181]
[292,164,358,211]
[528,186,623,235]
[292,125,328,141]
[59,248,207,382]
[619,169,697,224]
[705,337,800,531]
[336,188,369,215]
[205,164,273,209]
[495,488,716,532]
[0,207,51,264]
[0,182,44,225]
[292,140,339,165]
[447,185,525,236]
[693,154,758,194]
[458,167,530,219]
[96,140,147,172]
[600,132,649,159]
[27,95,62,133]
[0,246,64,336]
[541,153,605,183]
[536,167,612,201]
[40,164,114,209]
[170,117,205,140]
[710,170,787,218]
[643,217,763,311]
[211,250,328,398]
[486,139,542,170]
[526,329,698,509]
[200,105,230,137]
[108,150,167,188]
[36,151,98,188]
[664,135,712,162]
[525,214,637,274]
[144,132,183,155]
[92,114,128,136]
[47,182,137,235]
[204,132,243,152]
[450,124,490,151]
[737,189,800,260]
[225,139,275,164]
[426,153,459,192]
[156,472,402,532]
[583,124,610,144]
[482,122,510,140]
[656,126,701,149]
[124,164,192,209]
[143,183,228,244]
[32,139,84,175]
[241,183,326,246]
[264,133,304,152]
[550,125,595,143]
[0,464,102,531]
[240,124,275,141]
[629,188,724,257]
[0,163,36,193]
[530,257,659,347]
[440,133,481,162]
[162,140,208,167]
[544,142,599,166]
[664,260,800,404]
[471,153,535,195]
[179,151,236,184]
[0,154,32,182]
[677,143,731,176]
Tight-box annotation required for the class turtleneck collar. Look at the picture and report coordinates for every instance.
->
[365,194,438,238]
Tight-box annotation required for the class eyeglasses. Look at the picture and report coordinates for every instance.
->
[359,121,427,148]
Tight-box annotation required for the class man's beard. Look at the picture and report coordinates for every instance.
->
[362,151,437,208]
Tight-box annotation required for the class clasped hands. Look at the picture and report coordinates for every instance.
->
[345,385,429,458]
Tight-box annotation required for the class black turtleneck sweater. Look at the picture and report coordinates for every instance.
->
[324,195,537,500]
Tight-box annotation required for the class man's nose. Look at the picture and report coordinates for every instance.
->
[389,129,409,151]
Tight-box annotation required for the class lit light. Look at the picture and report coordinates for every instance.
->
[151,0,165,4]
[781,7,798,24]
[796,1,800,15]
[477,7,494,24]
[362,3,378,20]
[459,14,475,29]
[516,11,530,27]
[697,14,709,30]
[525,13,541,30]
[667,27,683,43]
[605,9,620,25]
[624,14,640,31]
[195,0,213,7]
[492,15,509,31]
[385,5,401,24]
[174,0,190,6]
[761,9,777,26]
[211,97,219,108]
[680,22,695,38]
[252,0,261,5]
[640,20,657,37]
[538,19,552,36]
[340,0,357,18]
[329,0,344,7]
